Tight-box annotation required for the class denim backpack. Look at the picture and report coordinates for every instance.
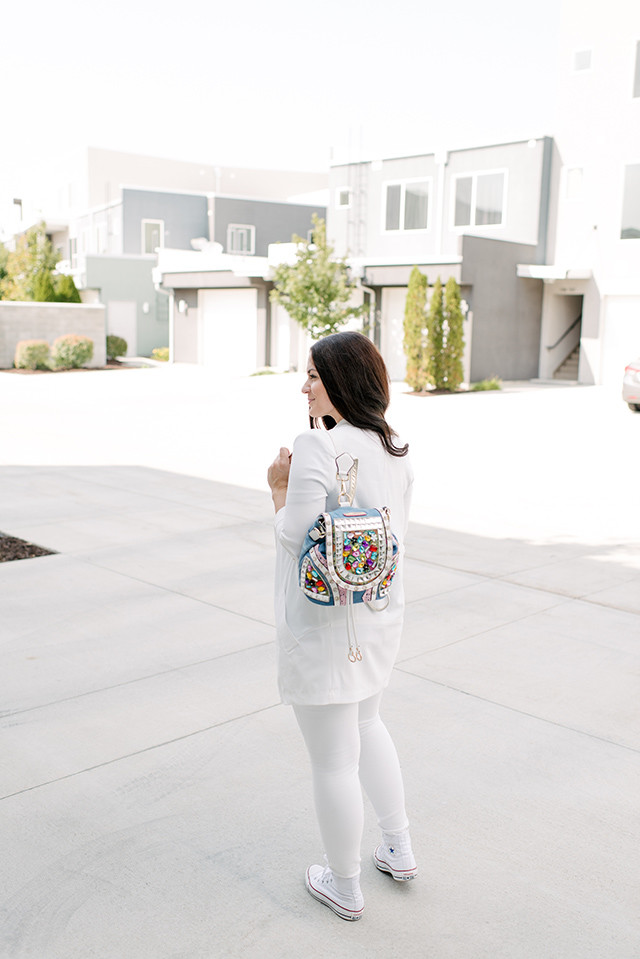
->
[298,451,398,662]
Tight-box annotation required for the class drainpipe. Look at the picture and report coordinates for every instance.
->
[434,151,448,258]
[167,290,175,363]
[359,278,383,348]
[153,266,175,363]
[360,282,376,340]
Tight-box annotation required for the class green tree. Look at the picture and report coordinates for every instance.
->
[270,214,367,340]
[443,276,465,391]
[427,277,446,388]
[53,273,82,303]
[403,266,429,391]
[427,276,466,391]
[0,243,9,297]
[33,269,56,301]
[0,222,60,301]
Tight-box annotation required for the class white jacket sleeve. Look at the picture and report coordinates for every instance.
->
[274,431,333,558]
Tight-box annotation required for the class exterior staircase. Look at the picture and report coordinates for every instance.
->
[554,345,580,381]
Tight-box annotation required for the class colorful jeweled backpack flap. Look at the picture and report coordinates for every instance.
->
[298,451,399,611]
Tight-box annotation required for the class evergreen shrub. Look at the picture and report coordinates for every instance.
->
[54,275,82,303]
[51,335,94,369]
[33,270,56,302]
[427,276,466,391]
[106,335,128,360]
[442,277,465,392]
[403,266,429,391]
[14,340,51,370]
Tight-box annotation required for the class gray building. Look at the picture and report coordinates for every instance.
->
[72,189,326,358]
[13,148,328,360]
[328,137,558,382]
[155,196,326,377]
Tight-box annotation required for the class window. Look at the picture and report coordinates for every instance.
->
[620,164,640,239]
[142,219,164,254]
[336,188,351,208]
[227,223,255,254]
[69,237,77,269]
[385,184,401,230]
[454,177,472,227]
[383,179,430,231]
[453,171,506,227]
[634,41,640,98]
[574,49,592,71]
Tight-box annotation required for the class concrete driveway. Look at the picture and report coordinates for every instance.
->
[1,366,638,959]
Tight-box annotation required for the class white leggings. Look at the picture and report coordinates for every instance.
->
[293,691,409,879]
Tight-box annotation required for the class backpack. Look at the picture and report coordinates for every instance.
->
[298,451,399,662]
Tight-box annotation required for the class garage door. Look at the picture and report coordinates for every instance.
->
[199,289,258,378]
[381,287,408,382]
[108,301,137,356]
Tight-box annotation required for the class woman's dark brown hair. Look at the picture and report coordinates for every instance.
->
[310,331,408,457]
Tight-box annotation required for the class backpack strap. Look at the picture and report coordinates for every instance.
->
[326,431,358,506]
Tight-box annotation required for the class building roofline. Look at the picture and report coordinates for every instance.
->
[118,185,327,207]
[351,255,463,268]
[330,135,552,169]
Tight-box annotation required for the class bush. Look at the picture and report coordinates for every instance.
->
[470,377,502,391]
[151,347,169,362]
[106,335,128,360]
[403,266,429,392]
[51,335,94,370]
[54,274,82,303]
[32,270,56,302]
[14,339,51,370]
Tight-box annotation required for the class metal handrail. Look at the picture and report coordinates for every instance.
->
[546,314,582,351]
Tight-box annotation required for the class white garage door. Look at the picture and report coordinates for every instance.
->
[601,296,640,387]
[381,287,408,382]
[199,289,258,378]
[108,301,137,356]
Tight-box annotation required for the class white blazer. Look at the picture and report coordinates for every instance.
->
[274,419,414,705]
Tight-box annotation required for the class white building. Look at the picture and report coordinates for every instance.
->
[520,0,640,386]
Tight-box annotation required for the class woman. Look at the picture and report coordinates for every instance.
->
[267,331,416,921]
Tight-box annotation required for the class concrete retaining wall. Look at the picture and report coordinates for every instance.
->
[0,301,106,368]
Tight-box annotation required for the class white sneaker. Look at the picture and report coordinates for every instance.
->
[373,830,418,881]
[305,863,364,921]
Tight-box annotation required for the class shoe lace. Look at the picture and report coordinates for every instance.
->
[320,854,333,884]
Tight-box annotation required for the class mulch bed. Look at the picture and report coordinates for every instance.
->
[0,533,57,563]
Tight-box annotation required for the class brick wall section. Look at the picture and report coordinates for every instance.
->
[0,302,106,368]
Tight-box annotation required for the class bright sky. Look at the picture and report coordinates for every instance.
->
[1,0,559,194]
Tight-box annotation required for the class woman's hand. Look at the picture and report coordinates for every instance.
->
[267,447,292,512]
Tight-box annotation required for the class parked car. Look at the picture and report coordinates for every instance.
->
[622,358,640,412]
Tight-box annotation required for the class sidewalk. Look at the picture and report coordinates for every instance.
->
[1,369,638,958]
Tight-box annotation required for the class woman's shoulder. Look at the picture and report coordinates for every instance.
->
[292,427,333,449]
[335,420,411,456]
[291,427,335,461]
